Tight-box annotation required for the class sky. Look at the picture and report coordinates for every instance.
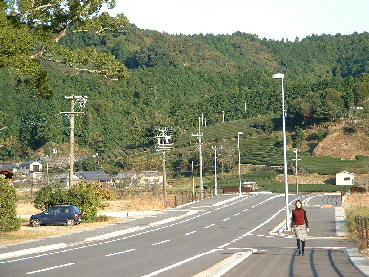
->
[106,0,369,41]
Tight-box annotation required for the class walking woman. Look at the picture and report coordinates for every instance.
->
[291,199,309,255]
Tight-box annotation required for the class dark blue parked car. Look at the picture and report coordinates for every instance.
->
[30,205,83,227]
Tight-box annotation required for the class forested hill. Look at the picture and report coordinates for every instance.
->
[1,24,369,160]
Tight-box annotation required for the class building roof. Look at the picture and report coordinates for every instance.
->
[115,173,136,179]
[76,171,110,182]
[142,171,159,176]
[337,171,354,175]
[0,169,13,179]
[53,173,81,182]
[0,163,17,170]
[19,160,40,166]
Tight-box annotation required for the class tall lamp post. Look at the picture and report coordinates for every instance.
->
[238,132,243,196]
[272,73,289,230]
[212,146,222,196]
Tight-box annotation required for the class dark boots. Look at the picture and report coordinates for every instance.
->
[297,239,305,255]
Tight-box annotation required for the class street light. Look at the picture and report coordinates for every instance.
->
[272,73,289,231]
[238,132,243,196]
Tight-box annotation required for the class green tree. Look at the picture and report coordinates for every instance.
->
[320,88,345,121]
[294,126,305,148]
[353,74,369,109]
[0,179,22,232]
[0,0,129,97]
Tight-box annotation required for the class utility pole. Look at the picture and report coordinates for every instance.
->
[192,117,203,199]
[155,128,172,207]
[212,146,222,196]
[292,148,301,194]
[191,160,195,195]
[61,94,87,187]
[47,163,49,186]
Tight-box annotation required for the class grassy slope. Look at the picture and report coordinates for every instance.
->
[176,116,369,193]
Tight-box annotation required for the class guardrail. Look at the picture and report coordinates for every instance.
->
[355,216,369,247]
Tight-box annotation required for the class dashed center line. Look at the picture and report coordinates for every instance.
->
[152,240,171,246]
[26,263,75,275]
[105,249,136,257]
[223,218,230,222]
[185,231,197,236]
[205,224,215,229]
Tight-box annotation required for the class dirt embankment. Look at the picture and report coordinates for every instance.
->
[313,125,369,160]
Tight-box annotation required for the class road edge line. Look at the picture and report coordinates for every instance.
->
[192,249,256,277]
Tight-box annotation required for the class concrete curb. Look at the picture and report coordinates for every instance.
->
[345,248,369,276]
[0,243,67,260]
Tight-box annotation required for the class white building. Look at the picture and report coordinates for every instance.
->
[19,161,43,174]
[336,171,354,186]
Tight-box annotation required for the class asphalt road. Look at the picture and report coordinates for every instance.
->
[0,193,366,277]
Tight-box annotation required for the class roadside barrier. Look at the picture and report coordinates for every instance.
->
[355,216,369,247]
[174,189,219,206]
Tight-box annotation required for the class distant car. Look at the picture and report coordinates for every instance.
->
[30,205,83,227]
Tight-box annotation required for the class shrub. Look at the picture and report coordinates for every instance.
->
[33,183,69,210]
[33,182,115,223]
[68,182,99,222]
[0,179,22,232]
[314,128,327,142]
[345,206,369,232]
[95,215,111,222]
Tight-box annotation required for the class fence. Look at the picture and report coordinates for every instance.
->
[174,189,219,207]
[355,216,369,247]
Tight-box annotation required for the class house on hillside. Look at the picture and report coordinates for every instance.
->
[0,163,17,172]
[19,160,43,174]
[137,171,163,187]
[336,171,354,186]
[114,172,137,186]
[76,171,110,183]
[0,169,14,183]
[38,156,69,169]
[53,173,81,187]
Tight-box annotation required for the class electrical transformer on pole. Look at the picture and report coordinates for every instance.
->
[155,128,172,207]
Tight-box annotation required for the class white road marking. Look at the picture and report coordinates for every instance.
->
[204,224,215,229]
[142,249,220,277]
[185,231,197,236]
[212,195,245,207]
[193,250,256,277]
[152,240,171,246]
[26,263,74,275]
[218,204,286,248]
[84,227,141,242]
[223,218,230,222]
[105,249,136,257]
